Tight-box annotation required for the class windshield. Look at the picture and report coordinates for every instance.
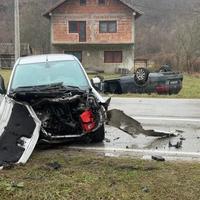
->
[10,60,89,90]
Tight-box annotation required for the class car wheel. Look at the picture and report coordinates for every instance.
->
[90,125,105,143]
[134,68,149,85]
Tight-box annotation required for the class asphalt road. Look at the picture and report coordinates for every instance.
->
[71,97,200,160]
[1,95,200,160]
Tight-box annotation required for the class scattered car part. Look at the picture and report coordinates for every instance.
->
[46,161,62,170]
[141,186,150,193]
[152,155,165,162]
[107,109,176,138]
[0,97,41,168]
[169,141,183,149]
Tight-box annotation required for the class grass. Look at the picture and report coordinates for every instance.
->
[0,69,199,199]
[0,69,200,98]
[0,69,11,86]
[0,150,200,200]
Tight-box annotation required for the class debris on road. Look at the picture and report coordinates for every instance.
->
[107,109,177,138]
[180,137,186,141]
[176,129,184,133]
[104,138,111,143]
[152,155,165,162]
[169,141,183,149]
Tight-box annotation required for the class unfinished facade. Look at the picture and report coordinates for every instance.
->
[44,0,142,73]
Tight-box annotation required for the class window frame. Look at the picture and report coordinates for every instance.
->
[99,21,117,33]
[69,21,78,33]
[98,0,106,5]
[68,21,86,42]
[80,0,86,6]
[104,51,123,63]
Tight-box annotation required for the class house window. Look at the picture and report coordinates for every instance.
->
[99,21,117,33]
[104,51,122,63]
[98,0,105,5]
[69,21,78,33]
[64,51,82,62]
[80,0,86,5]
[68,21,86,42]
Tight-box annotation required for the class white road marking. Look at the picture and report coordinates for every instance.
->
[134,116,200,122]
[69,146,200,159]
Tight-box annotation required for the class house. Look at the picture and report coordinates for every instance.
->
[43,0,142,73]
[0,43,32,68]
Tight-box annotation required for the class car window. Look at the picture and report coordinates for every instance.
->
[11,60,89,90]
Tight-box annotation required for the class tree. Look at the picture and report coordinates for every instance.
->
[175,17,200,72]
[20,1,51,53]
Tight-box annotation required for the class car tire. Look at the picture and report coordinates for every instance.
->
[90,125,105,143]
[134,68,149,85]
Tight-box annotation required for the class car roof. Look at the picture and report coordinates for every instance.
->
[18,54,75,65]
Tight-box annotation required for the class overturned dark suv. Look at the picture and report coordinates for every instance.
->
[0,54,109,168]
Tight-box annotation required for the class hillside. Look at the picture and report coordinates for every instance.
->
[0,0,199,69]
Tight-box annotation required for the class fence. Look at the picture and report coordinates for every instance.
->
[0,57,15,69]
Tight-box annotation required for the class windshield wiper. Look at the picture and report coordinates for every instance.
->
[65,85,80,89]
[12,82,64,92]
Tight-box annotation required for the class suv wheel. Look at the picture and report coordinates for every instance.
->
[134,68,149,85]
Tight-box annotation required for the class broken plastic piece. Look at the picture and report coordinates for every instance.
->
[152,155,165,162]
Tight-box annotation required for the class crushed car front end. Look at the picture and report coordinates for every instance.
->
[0,54,108,168]
[9,83,106,142]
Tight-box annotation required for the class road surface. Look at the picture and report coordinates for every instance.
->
[1,95,200,160]
[71,97,200,160]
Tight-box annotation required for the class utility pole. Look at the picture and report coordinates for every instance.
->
[15,0,20,61]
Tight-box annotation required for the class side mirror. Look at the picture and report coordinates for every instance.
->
[91,76,103,92]
[0,75,6,95]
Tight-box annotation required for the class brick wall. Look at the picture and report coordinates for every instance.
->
[51,0,134,44]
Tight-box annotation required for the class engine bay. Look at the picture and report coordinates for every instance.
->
[10,84,104,141]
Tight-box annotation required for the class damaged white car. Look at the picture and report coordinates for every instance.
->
[0,54,110,168]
